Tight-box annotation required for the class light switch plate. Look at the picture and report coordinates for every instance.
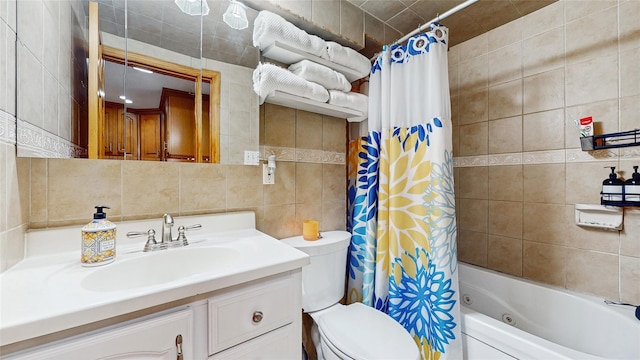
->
[244,150,260,165]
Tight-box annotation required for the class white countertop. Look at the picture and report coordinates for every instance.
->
[0,212,309,347]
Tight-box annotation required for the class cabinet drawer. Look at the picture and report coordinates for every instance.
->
[209,324,298,360]
[208,275,295,354]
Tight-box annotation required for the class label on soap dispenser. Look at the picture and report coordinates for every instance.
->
[81,221,116,267]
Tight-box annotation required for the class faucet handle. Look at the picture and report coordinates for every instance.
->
[128,229,165,252]
[175,224,202,246]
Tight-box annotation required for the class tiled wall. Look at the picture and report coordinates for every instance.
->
[450,0,640,303]
[15,0,87,157]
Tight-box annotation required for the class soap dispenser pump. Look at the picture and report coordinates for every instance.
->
[602,167,624,203]
[81,205,117,266]
[624,166,640,203]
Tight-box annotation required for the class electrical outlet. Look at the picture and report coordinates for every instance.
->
[244,150,260,165]
[263,164,275,185]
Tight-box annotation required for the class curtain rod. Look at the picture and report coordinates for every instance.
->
[369,0,479,61]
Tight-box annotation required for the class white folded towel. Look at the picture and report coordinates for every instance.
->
[288,60,352,92]
[326,41,371,79]
[328,90,368,115]
[253,11,328,59]
[253,63,330,104]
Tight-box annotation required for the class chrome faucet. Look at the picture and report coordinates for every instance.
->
[161,213,174,244]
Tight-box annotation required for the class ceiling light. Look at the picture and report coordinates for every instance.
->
[223,0,248,30]
[175,0,210,16]
[133,66,153,74]
[119,95,133,104]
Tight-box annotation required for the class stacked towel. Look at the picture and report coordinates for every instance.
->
[288,60,352,92]
[326,41,371,79]
[328,90,368,115]
[253,11,328,59]
[253,63,330,104]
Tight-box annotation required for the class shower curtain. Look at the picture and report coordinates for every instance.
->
[347,23,461,360]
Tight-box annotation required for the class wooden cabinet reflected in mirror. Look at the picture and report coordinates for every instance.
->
[93,47,220,163]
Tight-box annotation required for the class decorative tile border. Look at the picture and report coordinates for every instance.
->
[260,146,345,165]
[16,119,86,158]
[454,148,639,168]
[0,109,16,146]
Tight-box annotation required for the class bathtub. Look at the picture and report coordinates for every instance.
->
[458,263,640,360]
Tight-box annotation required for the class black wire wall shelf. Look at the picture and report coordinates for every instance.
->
[581,129,640,151]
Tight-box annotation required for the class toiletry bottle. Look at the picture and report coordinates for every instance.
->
[81,206,116,266]
[602,167,624,203]
[624,166,640,203]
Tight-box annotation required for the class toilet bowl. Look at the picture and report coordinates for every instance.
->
[281,231,419,360]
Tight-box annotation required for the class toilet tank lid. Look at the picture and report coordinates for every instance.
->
[280,230,351,256]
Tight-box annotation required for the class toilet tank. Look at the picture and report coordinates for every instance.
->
[281,231,351,313]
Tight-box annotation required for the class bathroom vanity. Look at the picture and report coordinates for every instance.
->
[0,212,308,359]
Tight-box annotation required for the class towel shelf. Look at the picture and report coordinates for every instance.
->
[261,41,365,82]
[264,91,366,122]
[580,129,640,151]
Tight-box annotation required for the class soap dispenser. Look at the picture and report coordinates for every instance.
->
[624,166,640,203]
[602,167,624,203]
[81,206,116,266]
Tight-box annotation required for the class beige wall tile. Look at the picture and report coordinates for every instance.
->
[323,116,347,153]
[312,0,340,37]
[264,161,296,206]
[488,79,522,120]
[295,202,323,233]
[489,116,522,154]
[488,200,522,238]
[279,0,311,20]
[488,18,522,51]
[566,54,618,107]
[4,225,25,270]
[296,162,323,204]
[456,32,487,62]
[121,161,179,219]
[262,204,297,239]
[523,240,566,287]
[364,12,384,45]
[458,166,488,199]
[449,62,459,94]
[49,159,122,223]
[523,164,565,204]
[521,0,564,39]
[620,95,640,134]
[620,206,640,258]
[29,158,47,225]
[459,55,488,91]
[459,88,488,125]
[564,0,616,23]
[523,27,564,77]
[6,149,28,228]
[264,103,296,148]
[459,122,488,156]
[226,164,264,209]
[0,144,6,232]
[323,164,346,202]
[488,42,522,86]
[322,200,346,231]
[620,256,640,304]
[522,203,567,245]
[523,109,564,151]
[179,163,226,213]
[296,111,323,150]
[565,248,619,299]
[565,6,617,64]
[523,68,564,114]
[458,198,488,232]
[489,165,523,201]
[620,47,640,98]
[340,0,364,45]
[458,229,488,267]
[619,0,640,52]
[488,235,522,276]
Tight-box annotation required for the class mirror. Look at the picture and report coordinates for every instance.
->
[15,0,260,164]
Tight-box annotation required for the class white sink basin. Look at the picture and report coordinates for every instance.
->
[81,246,241,292]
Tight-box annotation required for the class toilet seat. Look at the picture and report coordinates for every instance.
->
[317,303,420,360]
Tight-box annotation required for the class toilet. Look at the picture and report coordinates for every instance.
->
[281,231,420,360]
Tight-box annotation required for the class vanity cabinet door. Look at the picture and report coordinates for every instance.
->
[209,324,298,360]
[5,308,193,360]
